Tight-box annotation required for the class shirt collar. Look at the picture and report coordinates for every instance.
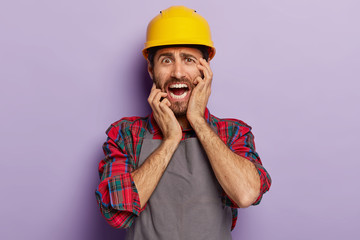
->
[146,108,211,134]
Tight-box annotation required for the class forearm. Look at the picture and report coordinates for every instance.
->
[131,139,180,208]
[190,118,260,208]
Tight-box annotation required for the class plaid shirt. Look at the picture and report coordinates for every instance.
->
[95,108,271,230]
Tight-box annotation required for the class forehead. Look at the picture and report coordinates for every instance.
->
[155,46,203,58]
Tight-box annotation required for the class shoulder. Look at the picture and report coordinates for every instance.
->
[210,114,253,137]
[105,116,149,139]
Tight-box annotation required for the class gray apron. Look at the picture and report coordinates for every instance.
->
[126,128,232,240]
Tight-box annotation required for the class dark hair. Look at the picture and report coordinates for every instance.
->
[147,44,210,67]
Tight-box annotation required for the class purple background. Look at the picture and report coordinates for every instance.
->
[1,0,359,239]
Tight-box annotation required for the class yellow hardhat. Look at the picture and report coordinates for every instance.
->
[142,6,216,60]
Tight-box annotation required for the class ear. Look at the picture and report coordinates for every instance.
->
[147,59,154,80]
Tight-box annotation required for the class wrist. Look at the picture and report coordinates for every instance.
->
[188,115,206,129]
[163,136,181,147]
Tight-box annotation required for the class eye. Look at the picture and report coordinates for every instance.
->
[161,58,172,64]
[185,57,195,63]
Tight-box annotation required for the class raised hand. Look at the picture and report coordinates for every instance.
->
[148,83,182,142]
[187,58,213,124]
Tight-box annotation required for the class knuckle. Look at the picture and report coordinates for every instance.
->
[160,101,167,108]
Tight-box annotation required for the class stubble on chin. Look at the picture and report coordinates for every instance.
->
[171,101,188,117]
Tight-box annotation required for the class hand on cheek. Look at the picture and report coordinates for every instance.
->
[148,83,182,142]
[187,58,213,123]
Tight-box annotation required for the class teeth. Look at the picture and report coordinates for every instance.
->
[170,91,188,99]
[169,83,187,88]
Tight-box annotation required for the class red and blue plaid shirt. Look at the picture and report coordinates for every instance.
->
[96,108,271,230]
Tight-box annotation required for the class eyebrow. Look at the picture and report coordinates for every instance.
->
[157,53,173,61]
[180,53,197,60]
[157,52,198,61]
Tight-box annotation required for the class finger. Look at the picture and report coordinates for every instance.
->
[197,63,211,82]
[148,84,159,102]
[199,58,212,72]
[161,98,171,107]
[196,80,206,91]
[148,84,161,104]
[192,77,206,95]
[193,76,203,85]
[198,58,213,82]
[152,91,168,108]
[159,100,170,111]
[154,91,167,102]
[159,100,175,116]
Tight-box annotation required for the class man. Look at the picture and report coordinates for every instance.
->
[96,6,271,239]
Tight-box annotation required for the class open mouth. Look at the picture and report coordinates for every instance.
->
[167,83,190,100]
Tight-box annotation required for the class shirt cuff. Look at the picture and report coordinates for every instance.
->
[107,173,142,216]
[252,163,272,205]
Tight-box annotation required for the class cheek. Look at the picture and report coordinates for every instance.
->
[154,72,169,89]
[188,66,202,80]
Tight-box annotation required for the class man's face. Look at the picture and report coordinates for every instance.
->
[148,46,204,117]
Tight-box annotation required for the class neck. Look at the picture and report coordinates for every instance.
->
[177,115,191,129]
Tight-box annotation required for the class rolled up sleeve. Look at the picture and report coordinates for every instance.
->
[224,121,272,207]
[95,124,142,228]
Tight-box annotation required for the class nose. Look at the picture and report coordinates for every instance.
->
[170,61,186,79]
